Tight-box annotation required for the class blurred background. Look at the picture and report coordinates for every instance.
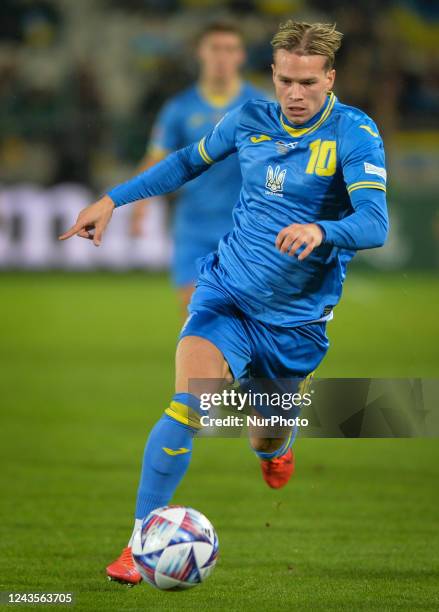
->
[0,0,438,271]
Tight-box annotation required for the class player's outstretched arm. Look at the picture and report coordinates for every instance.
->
[59,195,115,246]
[58,145,210,246]
[108,105,240,208]
[59,106,241,245]
[130,151,167,237]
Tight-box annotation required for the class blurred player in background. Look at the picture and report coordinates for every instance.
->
[131,21,267,316]
[60,21,389,586]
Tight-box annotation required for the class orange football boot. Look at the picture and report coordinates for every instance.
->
[106,546,142,586]
[260,448,295,489]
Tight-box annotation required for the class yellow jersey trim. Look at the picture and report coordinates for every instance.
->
[347,181,387,194]
[359,125,379,138]
[280,92,336,138]
[165,401,202,429]
[198,137,214,165]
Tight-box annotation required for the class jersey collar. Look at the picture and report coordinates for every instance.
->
[279,92,336,138]
[197,80,243,109]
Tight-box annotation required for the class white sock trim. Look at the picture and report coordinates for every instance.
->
[128,518,143,547]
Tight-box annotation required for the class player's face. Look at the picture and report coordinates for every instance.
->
[272,51,335,125]
[198,32,245,83]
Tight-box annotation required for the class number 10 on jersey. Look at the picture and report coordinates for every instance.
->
[306,139,336,176]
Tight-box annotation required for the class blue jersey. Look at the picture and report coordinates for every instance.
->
[149,82,266,242]
[109,93,388,327]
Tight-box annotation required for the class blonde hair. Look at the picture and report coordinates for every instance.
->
[271,21,343,69]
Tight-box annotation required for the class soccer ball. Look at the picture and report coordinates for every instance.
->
[132,505,219,590]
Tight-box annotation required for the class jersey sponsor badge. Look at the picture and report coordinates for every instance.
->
[364,162,387,181]
[276,141,298,154]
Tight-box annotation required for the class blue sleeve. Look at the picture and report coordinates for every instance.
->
[148,98,182,155]
[107,106,242,207]
[197,104,240,163]
[317,118,389,250]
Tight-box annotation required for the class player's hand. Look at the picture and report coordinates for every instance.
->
[58,195,115,247]
[275,223,323,261]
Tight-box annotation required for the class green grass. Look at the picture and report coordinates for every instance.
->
[0,271,438,611]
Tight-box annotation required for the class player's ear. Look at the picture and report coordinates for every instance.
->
[271,63,276,83]
[326,68,335,90]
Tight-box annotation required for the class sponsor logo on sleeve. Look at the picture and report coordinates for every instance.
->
[364,162,387,181]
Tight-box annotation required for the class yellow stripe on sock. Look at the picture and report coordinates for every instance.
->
[165,401,202,429]
[298,370,315,395]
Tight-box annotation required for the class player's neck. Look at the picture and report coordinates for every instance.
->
[199,77,242,107]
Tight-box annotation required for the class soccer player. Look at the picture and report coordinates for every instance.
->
[131,21,266,315]
[60,21,389,585]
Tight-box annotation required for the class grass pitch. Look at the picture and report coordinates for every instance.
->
[0,271,438,611]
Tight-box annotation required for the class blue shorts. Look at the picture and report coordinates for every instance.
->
[179,281,329,380]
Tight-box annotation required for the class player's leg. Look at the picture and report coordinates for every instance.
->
[131,285,248,531]
[132,334,231,528]
[107,335,229,585]
[255,441,296,490]
[244,380,300,490]
[107,283,249,585]
[245,320,329,489]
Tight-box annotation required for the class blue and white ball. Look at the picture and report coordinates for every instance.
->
[132,506,219,590]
